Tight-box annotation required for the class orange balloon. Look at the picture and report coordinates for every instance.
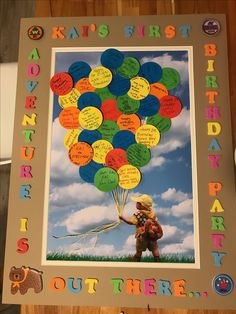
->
[117,114,141,134]
[68,142,93,166]
[59,107,80,129]
[150,83,168,100]
[75,78,95,94]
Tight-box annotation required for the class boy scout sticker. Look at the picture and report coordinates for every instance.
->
[27,26,44,40]
[202,19,221,36]
[213,274,234,296]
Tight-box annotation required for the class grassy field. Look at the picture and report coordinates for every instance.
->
[47,252,195,263]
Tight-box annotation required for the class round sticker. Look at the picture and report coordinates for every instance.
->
[202,19,221,36]
[117,57,140,79]
[126,143,151,167]
[101,48,124,70]
[105,148,128,171]
[112,130,136,151]
[92,140,113,164]
[100,99,122,122]
[137,94,160,117]
[213,274,234,296]
[68,142,93,166]
[75,78,95,94]
[68,61,91,82]
[150,83,168,99]
[78,92,101,110]
[79,161,103,183]
[89,66,112,88]
[147,114,171,133]
[135,125,160,148]
[94,167,119,192]
[64,129,82,149]
[117,114,141,134]
[59,107,80,129]
[50,72,73,96]
[78,130,102,145]
[98,120,119,142]
[159,95,182,118]
[95,87,116,102]
[117,94,140,114]
[118,164,141,190]
[58,88,80,109]
[159,67,180,90]
[128,77,150,100]
[79,106,103,130]
[27,25,44,40]
[139,62,162,84]
[108,74,131,96]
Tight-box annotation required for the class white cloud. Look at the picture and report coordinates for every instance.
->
[171,198,193,218]
[161,188,188,203]
[141,53,189,83]
[160,233,194,255]
[161,224,184,242]
[142,156,166,172]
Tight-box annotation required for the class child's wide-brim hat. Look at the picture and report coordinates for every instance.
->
[131,194,153,208]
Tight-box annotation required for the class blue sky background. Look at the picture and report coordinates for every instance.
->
[46,48,196,261]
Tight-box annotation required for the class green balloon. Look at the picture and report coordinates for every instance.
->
[159,67,180,90]
[98,120,119,142]
[126,143,151,167]
[117,57,140,79]
[117,94,140,114]
[147,114,171,133]
[94,167,119,192]
[95,87,116,102]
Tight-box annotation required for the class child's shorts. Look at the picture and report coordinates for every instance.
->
[136,236,158,252]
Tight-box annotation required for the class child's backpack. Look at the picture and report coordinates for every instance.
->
[143,219,163,241]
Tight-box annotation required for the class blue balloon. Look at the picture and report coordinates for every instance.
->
[139,62,163,84]
[79,161,103,183]
[68,61,91,82]
[137,95,160,117]
[101,48,124,69]
[78,92,101,110]
[112,130,136,150]
[108,75,131,96]
[78,130,102,145]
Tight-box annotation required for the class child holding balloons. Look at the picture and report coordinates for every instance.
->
[119,194,163,262]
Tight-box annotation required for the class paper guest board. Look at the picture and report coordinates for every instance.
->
[3,14,236,309]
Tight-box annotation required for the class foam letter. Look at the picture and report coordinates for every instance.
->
[110,278,123,294]
[211,234,224,249]
[21,147,35,161]
[22,113,37,126]
[204,44,217,56]
[207,122,221,135]
[211,216,225,231]
[137,25,145,38]
[206,91,218,104]
[23,130,35,142]
[165,25,176,38]
[126,279,141,295]
[82,26,88,37]
[209,182,222,196]
[149,25,160,37]
[98,24,109,38]
[26,81,38,93]
[211,252,226,266]
[206,76,218,88]
[67,278,82,293]
[85,278,98,294]
[210,199,224,213]
[25,96,36,109]
[50,277,66,291]
[20,165,32,178]
[20,218,28,232]
[144,279,156,296]
[66,27,79,39]
[206,106,221,119]
[179,25,191,38]
[27,63,40,77]
[158,280,172,296]
[207,60,214,72]
[51,27,65,39]
[28,48,40,60]
[20,185,31,199]
[173,280,186,297]
[16,238,29,254]
[124,25,134,38]
[208,138,221,151]
[208,155,221,169]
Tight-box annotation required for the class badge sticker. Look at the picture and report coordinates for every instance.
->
[213,274,234,296]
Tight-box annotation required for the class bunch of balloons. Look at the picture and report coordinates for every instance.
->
[50,48,182,198]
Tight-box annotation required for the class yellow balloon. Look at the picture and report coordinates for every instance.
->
[64,129,82,150]
[79,106,103,130]
[92,140,113,164]
[89,66,112,88]
[58,88,80,109]
[135,124,160,148]
[128,77,150,100]
[118,164,141,190]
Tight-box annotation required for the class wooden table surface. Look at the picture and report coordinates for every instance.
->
[11,0,236,313]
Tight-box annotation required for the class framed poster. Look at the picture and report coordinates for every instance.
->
[3,15,236,309]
